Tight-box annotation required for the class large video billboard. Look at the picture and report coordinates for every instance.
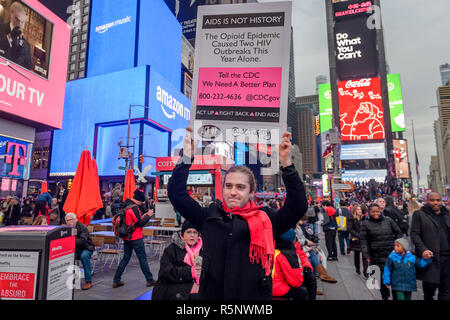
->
[341,142,385,160]
[342,169,386,183]
[338,77,385,141]
[333,0,373,21]
[0,0,70,129]
[387,74,406,132]
[334,16,378,80]
[393,139,410,178]
[318,83,332,133]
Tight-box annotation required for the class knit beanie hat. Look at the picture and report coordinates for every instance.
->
[181,220,198,236]
[133,189,146,202]
[395,237,409,251]
[279,229,296,243]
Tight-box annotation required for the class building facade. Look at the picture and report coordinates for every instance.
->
[440,63,450,86]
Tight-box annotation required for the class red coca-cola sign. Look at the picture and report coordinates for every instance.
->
[338,77,385,141]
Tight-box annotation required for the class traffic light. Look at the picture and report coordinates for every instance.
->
[139,154,144,163]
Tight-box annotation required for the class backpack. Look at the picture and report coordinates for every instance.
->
[112,204,138,240]
[306,206,316,218]
[336,208,347,232]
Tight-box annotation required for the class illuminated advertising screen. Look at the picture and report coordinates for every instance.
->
[338,77,385,141]
[342,169,386,183]
[387,74,406,132]
[334,16,377,80]
[0,0,70,129]
[333,0,373,20]
[318,83,332,133]
[393,139,410,179]
[341,142,385,160]
[0,134,32,180]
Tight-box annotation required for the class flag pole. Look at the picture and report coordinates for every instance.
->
[411,120,419,197]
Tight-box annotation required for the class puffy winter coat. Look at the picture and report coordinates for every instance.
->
[382,251,431,292]
[360,215,402,266]
[347,216,363,252]
[272,242,303,297]
[168,154,308,300]
[152,233,202,300]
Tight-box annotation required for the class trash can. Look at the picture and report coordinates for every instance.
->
[0,225,76,300]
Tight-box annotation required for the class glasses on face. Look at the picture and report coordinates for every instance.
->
[185,230,199,235]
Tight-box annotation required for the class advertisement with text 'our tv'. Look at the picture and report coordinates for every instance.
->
[0,0,70,129]
[191,2,292,144]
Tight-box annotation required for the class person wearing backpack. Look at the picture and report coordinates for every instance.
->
[112,189,155,288]
[306,202,319,236]
[336,200,351,255]
[322,201,338,261]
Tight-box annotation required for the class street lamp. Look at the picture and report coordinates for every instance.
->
[125,104,148,169]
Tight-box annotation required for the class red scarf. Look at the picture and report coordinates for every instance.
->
[222,200,274,276]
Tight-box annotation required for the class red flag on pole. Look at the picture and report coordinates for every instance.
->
[123,169,136,202]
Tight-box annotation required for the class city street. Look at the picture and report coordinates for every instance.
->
[74,232,424,301]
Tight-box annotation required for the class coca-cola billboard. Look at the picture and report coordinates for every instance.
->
[338,77,385,141]
[335,16,377,80]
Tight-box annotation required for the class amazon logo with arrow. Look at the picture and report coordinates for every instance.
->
[156,85,190,121]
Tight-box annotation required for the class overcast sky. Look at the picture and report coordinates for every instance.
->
[259,0,450,190]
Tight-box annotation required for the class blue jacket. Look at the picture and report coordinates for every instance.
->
[36,192,52,207]
[382,251,431,292]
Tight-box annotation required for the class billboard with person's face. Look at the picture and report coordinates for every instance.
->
[0,0,70,129]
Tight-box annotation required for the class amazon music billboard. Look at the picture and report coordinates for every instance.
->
[0,0,70,129]
[338,77,385,142]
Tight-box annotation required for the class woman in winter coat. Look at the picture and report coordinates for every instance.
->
[272,229,309,300]
[4,197,21,226]
[360,203,402,300]
[347,204,368,277]
[152,220,203,300]
[167,127,308,300]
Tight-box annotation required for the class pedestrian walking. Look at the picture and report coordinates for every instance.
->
[382,237,432,300]
[167,127,308,300]
[337,200,351,255]
[411,192,450,300]
[322,201,338,261]
[113,189,156,288]
[360,203,402,300]
[347,204,368,277]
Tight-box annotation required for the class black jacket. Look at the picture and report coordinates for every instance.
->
[384,205,408,235]
[4,203,20,225]
[168,155,308,300]
[360,215,402,266]
[152,233,202,300]
[75,221,94,252]
[411,205,450,284]
[347,216,362,252]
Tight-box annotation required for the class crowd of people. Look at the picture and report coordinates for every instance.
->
[303,192,450,300]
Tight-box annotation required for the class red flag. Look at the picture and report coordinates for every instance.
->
[123,169,136,202]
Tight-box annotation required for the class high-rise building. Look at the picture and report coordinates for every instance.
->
[440,63,450,86]
[428,155,442,193]
[66,0,91,81]
[295,95,319,176]
[315,75,327,93]
[437,85,450,129]
[434,120,446,193]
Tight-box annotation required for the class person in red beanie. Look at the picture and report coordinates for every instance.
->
[322,200,338,261]
[168,126,308,300]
